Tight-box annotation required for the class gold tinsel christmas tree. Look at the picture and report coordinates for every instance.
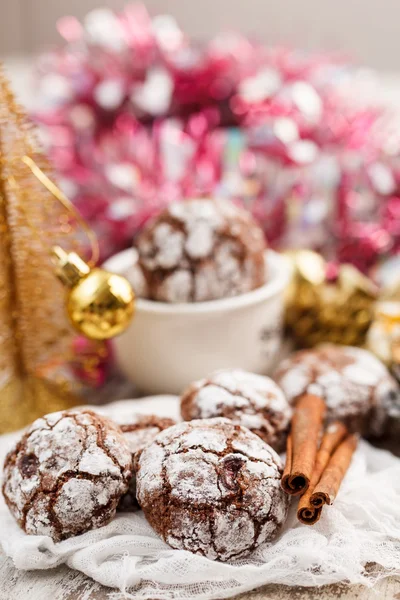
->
[0,68,81,432]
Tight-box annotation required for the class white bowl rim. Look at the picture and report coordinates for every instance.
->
[103,248,290,315]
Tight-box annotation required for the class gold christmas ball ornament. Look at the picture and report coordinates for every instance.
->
[285,250,378,348]
[53,247,135,340]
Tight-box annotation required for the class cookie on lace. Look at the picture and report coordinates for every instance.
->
[181,369,291,452]
[134,198,266,303]
[2,409,132,541]
[274,344,400,437]
[135,418,289,561]
[117,414,176,511]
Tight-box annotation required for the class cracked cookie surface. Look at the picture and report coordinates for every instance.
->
[274,344,400,437]
[181,369,291,452]
[2,409,132,541]
[117,414,176,511]
[135,418,289,561]
[134,198,266,303]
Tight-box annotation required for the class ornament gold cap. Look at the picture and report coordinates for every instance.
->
[52,245,91,288]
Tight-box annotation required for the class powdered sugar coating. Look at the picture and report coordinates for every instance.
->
[2,409,132,541]
[274,344,400,436]
[136,418,289,561]
[135,198,266,303]
[181,369,291,452]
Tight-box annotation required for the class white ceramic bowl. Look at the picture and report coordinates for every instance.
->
[103,249,291,395]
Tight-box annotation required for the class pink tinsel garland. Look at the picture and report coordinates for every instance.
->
[34,3,400,270]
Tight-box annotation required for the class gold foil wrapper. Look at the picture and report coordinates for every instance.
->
[285,250,378,348]
[0,377,78,433]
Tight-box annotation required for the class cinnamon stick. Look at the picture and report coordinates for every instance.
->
[281,394,326,496]
[310,433,358,507]
[282,432,293,488]
[297,421,348,525]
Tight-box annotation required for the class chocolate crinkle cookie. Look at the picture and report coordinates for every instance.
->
[275,344,400,437]
[134,198,267,303]
[135,418,289,561]
[117,414,176,511]
[2,409,132,541]
[181,369,291,452]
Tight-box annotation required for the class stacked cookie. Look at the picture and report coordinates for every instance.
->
[2,369,292,560]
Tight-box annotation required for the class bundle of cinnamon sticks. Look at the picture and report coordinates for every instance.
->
[282,394,358,525]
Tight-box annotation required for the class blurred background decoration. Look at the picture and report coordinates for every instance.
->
[1,2,400,271]
[2,0,400,70]
[285,250,379,348]
[0,71,136,431]
[20,3,400,273]
[0,72,81,432]
[1,0,400,401]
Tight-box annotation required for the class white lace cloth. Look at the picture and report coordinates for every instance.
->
[1,396,400,600]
